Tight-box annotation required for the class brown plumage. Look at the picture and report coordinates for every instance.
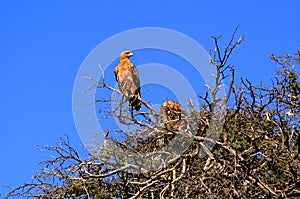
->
[114,51,141,111]
[160,100,183,132]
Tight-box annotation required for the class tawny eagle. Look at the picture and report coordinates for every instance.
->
[160,100,183,132]
[114,51,141,111]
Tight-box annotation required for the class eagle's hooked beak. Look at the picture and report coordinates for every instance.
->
[129,52,134,57]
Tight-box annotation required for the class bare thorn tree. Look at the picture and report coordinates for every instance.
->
[4,30,300,199]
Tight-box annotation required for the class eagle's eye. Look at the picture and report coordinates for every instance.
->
[167,110,171,115]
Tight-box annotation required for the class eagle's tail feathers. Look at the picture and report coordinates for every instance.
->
[129,96,141,111]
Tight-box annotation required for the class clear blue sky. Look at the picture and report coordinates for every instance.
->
[0,0,299,194]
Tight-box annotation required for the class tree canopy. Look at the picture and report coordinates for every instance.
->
[4,30,300,199]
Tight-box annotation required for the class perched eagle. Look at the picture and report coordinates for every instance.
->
[114,51,141,111]
[159,100,183,132]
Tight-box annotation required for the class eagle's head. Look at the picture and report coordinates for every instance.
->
[160,100,183,121]
[120,50,134,60]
